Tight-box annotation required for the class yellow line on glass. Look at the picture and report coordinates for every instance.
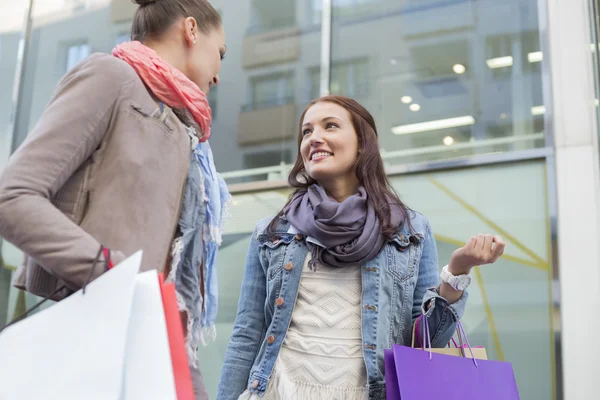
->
[428,177,548,266]
[473,266,505,361]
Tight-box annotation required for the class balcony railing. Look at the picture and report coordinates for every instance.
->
[222,133,545,182]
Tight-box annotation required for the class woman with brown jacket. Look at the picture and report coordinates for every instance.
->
[0,1,229,398]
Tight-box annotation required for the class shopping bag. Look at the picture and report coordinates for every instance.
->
[124,269,179,399]
[158,273,195,400]
[385,317,519,399]
[0,251,192,399]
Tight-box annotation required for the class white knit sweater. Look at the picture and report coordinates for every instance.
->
[239,254,368,400]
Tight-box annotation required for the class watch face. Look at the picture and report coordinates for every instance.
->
[455,275,472,291]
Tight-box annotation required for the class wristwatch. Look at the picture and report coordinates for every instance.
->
[440,265,471,291]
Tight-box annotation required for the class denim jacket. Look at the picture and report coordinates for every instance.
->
[217,211,468,400]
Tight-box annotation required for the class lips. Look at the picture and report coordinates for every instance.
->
[310,151,333,161]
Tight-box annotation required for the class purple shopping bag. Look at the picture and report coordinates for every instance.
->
[385,318,519,399]
[384,348,401,400]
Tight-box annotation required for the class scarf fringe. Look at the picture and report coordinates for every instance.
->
[199,324,217,346]
[174,288,200,369]
[165,236,184,284]
[166,236,205,369]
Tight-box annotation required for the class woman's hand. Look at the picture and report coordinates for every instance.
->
[448,234,506,275]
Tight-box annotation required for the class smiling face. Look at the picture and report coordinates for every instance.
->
[300,101,360,191]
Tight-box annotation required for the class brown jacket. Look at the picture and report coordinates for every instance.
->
[0,53,193,300]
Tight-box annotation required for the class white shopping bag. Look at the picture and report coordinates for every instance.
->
[124,269,177,399]
[0,251,178,400]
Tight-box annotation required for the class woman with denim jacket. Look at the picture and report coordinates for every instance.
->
[217,96,506,400]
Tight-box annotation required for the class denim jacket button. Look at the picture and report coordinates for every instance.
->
[285,262,293,271]
[251,380,259,389]
[276,297,285,307]
[267,335,275,344]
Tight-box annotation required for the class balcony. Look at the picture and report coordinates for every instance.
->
[242,16,299,69]
[237,97,297,146]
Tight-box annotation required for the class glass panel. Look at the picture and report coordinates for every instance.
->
[589,0,600,166]
[330,0,547,167]
[248,0,296,34]
[206,160,554,399]
[310,59,370,99]
[0,1,29,326]
[211,0,319,181]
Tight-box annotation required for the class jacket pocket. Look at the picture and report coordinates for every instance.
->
[258,234,295,281]
[386,234,421,282]
[128,103,173,133]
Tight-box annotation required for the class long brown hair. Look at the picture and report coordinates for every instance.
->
[268,95,410,237]
[131,0,222,42]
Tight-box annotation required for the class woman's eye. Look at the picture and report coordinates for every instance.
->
[326,122,338,129]
[302,129,311,136]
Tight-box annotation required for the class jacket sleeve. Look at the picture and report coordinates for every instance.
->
[0,55,134,290]
[412,219,468,347]
[217,225,267,400]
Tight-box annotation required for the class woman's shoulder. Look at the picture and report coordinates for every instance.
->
[67,53,138,85]
[397,209,431,237]
[253,215,291,237]
[408,209,429,226]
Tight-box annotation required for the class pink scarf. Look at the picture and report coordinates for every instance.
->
[113,41,212,141]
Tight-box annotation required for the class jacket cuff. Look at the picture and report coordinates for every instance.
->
[422,285,468,321]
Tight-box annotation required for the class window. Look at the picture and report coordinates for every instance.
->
[244,149,292,169]
[249,0,295,33]
[65,43,90,72]
[310,0,381,24]
[310,58,369,99]
[248,72,294,110]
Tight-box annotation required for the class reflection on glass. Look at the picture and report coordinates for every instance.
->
[310,59,369,99]
[249,72,295,110]
[330,0,546,166]
[66,43,90,72]
[590,0,600,169]
[0,1,30,327]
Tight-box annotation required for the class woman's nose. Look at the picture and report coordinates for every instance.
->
[309,129,325,145]
[212,74,220,86]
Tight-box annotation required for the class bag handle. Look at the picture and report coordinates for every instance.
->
[0,245,108,334]
[413,315,479,367]
[411,315,422,348]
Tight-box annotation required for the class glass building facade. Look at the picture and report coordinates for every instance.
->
[2,0,600,398]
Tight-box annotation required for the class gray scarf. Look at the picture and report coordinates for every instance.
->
[284,185,404,269]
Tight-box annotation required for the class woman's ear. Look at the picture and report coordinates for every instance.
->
[184,17,198,46]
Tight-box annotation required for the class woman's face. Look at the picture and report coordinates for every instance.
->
[300,102,360,188]
[185,23,226,94]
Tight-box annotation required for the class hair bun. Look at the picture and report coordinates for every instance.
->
[133,0,156,6]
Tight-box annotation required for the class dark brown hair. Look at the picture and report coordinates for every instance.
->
[268,95,411,237]
[131,0,222,42]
